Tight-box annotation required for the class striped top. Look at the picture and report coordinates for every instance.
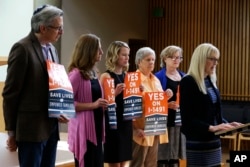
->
[205,78,218,104]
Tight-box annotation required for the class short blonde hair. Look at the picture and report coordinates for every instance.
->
[160,45,183,68]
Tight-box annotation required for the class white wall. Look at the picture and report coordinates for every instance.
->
[61,0,148,73]
[0,0,33,81]
[0,0,148,80]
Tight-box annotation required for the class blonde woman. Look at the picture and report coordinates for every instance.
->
[180,43,242,167]
[100,41,132,167]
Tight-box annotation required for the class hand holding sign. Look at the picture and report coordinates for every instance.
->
[103,78,117,129]
[165,88,173,99]
[165,88,178,110]
[58,115,69,123]
[139,84,144,92]
[94,98,109,108]
[115,83,125,96]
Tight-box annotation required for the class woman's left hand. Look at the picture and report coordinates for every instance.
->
[115,83,125,96]
[229,122,243,127]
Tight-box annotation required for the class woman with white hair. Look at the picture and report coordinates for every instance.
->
[130,47,173,167]
[180,43,241,167]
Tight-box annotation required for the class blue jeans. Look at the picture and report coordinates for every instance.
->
[17,129,58,167]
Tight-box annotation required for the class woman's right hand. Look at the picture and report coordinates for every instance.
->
[168,101,179,110]
[139,84,144,92]
[6,136,17,152]
[134,128,145,138]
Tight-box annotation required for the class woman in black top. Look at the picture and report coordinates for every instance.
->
[180,43,241,167]
[100,41,132,167]
[155,45,186,167]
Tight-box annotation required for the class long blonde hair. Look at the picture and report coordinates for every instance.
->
[187,43,220,94]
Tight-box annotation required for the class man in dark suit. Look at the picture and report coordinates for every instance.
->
[2,4,68,167]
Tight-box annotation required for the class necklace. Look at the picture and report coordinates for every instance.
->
[89,70,98,79]
[113,72,125,83]
[166,71,181,81]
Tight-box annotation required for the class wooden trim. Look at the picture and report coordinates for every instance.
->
[148,0,250,101]
[56,162,74,167]
[0,57,7,66]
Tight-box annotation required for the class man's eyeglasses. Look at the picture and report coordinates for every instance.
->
[167,56,183,61]
[207,57,219,63]
[47,25,63,32]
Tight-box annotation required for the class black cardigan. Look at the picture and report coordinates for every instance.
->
[180,75,223,141]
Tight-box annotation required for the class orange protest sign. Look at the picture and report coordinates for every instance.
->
[144,92,168,117]
[124,72,142,98]
[103,78,115,104]
[123,72,143,120]
[102,78,117,129]
[144,92,168,136]
[47,60,73,91]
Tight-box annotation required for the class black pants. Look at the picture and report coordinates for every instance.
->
[74,140,103,167]
[157,159,179,167]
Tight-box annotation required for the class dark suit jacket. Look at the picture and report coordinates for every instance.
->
[180,75,223,141]
[2,31,59,142]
